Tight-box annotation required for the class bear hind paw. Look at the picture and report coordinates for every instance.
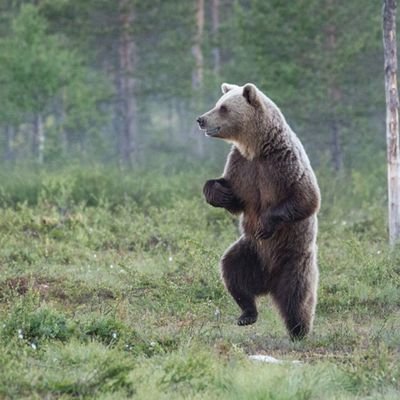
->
[237,311,258,326]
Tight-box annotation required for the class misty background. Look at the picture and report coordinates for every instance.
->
[0,0,384,173]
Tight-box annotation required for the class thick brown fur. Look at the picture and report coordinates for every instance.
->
[197,83,320,340]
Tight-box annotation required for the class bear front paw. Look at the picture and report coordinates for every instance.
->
[203,180,234,208]
[255,216,280,240]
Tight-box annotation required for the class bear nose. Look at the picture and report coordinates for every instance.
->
[197,116,205,128]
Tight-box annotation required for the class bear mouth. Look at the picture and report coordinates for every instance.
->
[205,127,221,137]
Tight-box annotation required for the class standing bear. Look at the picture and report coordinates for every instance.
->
[197,83,320,340]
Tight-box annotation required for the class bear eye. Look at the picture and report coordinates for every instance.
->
[220,105,228,113]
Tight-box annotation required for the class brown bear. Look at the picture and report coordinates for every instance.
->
[197,83,320,340]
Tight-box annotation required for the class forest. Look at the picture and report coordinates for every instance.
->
[0,0,384,170]
[0,1,399,399]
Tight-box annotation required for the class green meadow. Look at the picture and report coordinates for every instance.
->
[0,165,398,399]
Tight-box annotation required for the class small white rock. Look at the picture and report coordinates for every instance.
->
[249,354,301,364]
[249,355,282,364]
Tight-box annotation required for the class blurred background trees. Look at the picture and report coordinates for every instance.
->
[0,0,386,172]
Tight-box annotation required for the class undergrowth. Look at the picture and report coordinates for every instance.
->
[0,165,399,399]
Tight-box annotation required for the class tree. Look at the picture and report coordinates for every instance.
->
[383,0,400,245]
[192,0,204,90]
[211,0,221,77]
[325,0,343,171]
[0,2,111,164]
[116,0,137,167]
[0,0,386,170]
[226,0,380,170]
[191,0,205,157]
[0,5,77,163]
[0,5,67,163]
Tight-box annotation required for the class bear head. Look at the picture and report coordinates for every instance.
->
[197,83,267,159]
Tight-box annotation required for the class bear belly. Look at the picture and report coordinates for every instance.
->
[267,217,317,255]
[240,210,259,237]
[240,213,317,256]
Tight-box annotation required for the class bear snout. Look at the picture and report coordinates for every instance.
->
[197,116,206,129]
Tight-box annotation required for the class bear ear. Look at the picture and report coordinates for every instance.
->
[243,83,260,107]
[221,83,238,94]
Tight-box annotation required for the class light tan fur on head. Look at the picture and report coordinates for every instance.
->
[221,83,239,94]
[197,83,286,160]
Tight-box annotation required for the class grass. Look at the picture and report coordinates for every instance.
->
[0,165,399,399]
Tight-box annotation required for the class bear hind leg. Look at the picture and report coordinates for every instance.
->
[221,238,266,326]
[274,287,316,340]
[272,256,318,340]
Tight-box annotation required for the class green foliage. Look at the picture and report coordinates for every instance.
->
[0,164,207,208]
[159,350,219,392]
[0,340,135,398]
[135,0,195,101]
[0,4,70,114]
[222,0,383,167]
[2,292,72,344]
[81,314,124,345]
[0,0,386,168]
[0,3,111,163]
[40,341,134,396]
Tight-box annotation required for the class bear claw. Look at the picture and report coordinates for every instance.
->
[237,312,258,326]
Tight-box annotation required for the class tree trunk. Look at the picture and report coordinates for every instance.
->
[383,0,400,245]
[329,92,343,171]
[32,113,44,164]
[4,125,15,163]
[211,0,221,77]
[192,0,205,157]
[325,5,343,171]
[60,89,69,156]
[117,0,137,168]
[192,0,204,89]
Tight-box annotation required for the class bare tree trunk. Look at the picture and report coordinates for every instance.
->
[115,70,124,166]
[60,89,69,156]
[211,0,221,77]
[117,0,137,168]
[192,0,205,157]
[32,113,44,164]
[4,125,15,163]
[192,0,204,89]
[329,119,342,172]
[383,0,400,245]
[326,9,343,171]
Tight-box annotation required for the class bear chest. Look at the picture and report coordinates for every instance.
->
[230,158,277,212]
